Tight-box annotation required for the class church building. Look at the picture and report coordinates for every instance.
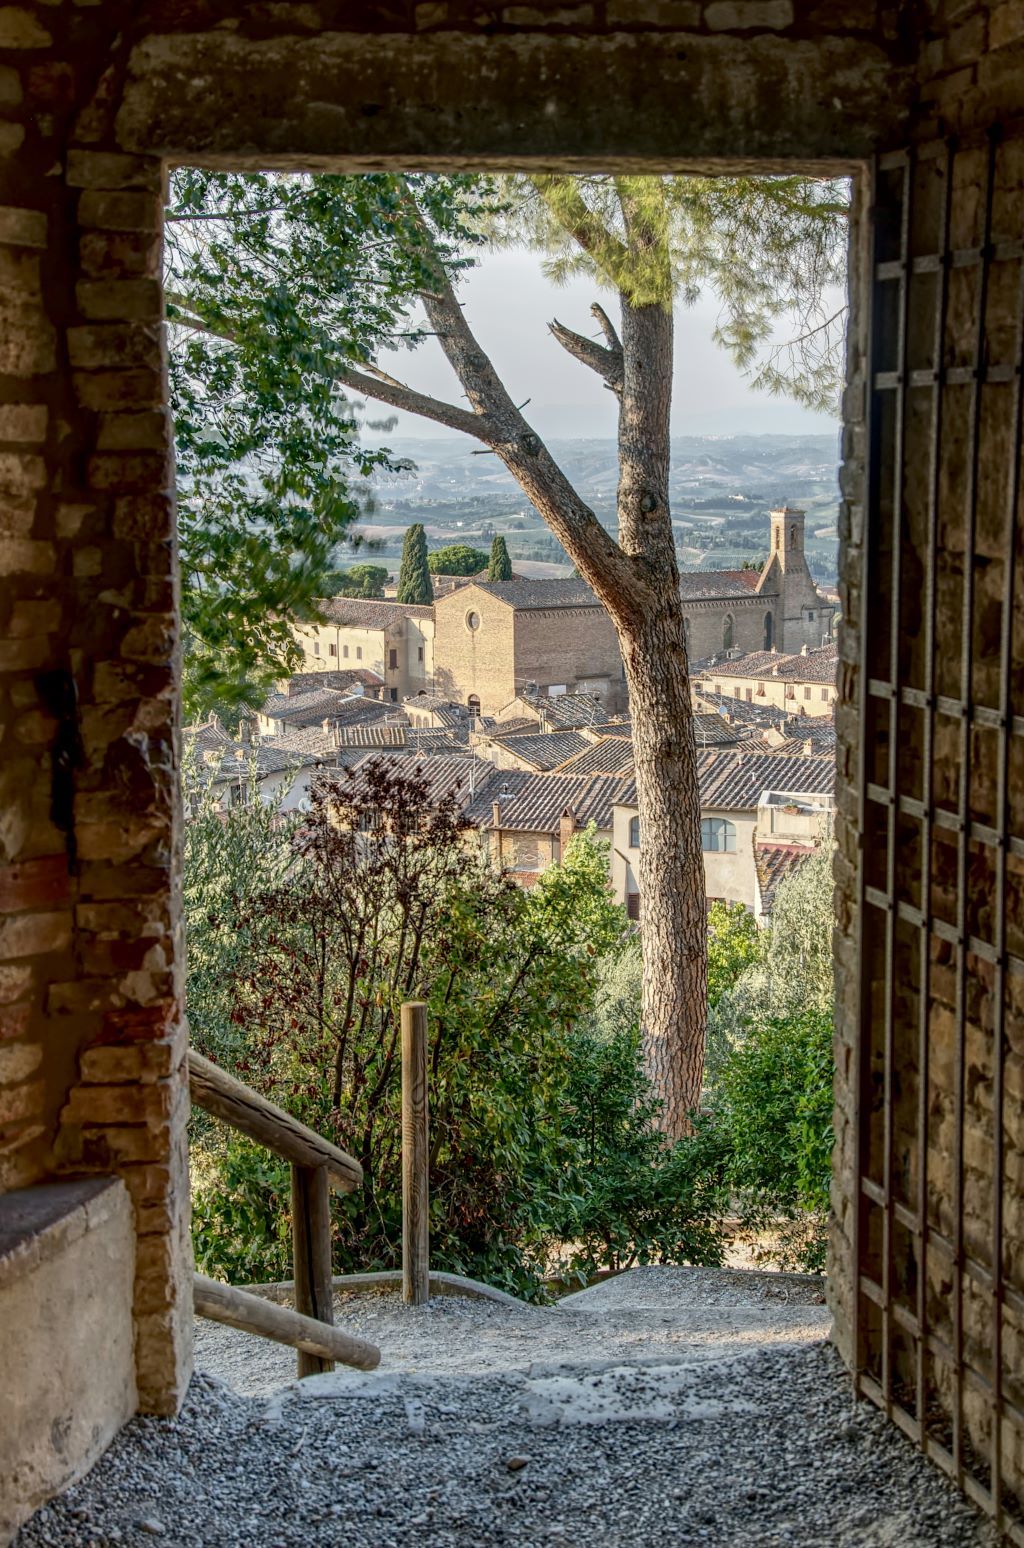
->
[429,505,838,713]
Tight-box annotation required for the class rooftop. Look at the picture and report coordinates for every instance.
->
[316,597,433,628]
[468,771,621,833]
[484,730,591,771]
[678,569,762,601]
[616,747,836,813]
[554,736,635,777]
[697,644,838,684]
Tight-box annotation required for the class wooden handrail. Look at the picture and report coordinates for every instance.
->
[193,1275,380,1371]
[188,1050,362,1194]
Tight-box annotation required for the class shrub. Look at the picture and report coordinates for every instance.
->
[715,1008,833,1271]
[190,767,622,1298]
[559,1024,728,1280]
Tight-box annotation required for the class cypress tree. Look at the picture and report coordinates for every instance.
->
[487,533,513,582]
[396,523,433,604]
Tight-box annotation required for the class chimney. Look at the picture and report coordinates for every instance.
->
[803,739,813,757]
[492,800,502,829]
[801,643,809,655]
[558,808,577,852]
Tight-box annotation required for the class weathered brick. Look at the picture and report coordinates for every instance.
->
[0,910,71,958]
[0,8,52,48]
[0,1040,42,1083]
[77,190,163,234]
[72,368,164,411]
[79,229,162,279]
[0,204,46,247]
[6,598,61,637]
[96,411,169,452]
[80,1041,180,1084]
[0,402,47,442]
[76,278,163,321]
[607,0,700,23]
[67,323,162,371]
[61,1080,173,1126]
[0,450,45,493]
[86,451,170,492]
[0,538,54,576]
[991,2,1024,50]
[0,856,69,912]
[0,1077,44,1126]
[704,0,792,26]
[0,309,56,374]
[66,149,163,191]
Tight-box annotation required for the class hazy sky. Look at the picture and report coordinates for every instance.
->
[374,248,842,445]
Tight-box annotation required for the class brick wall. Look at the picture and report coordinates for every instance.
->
[433,587,517,710]
[0,5,191,1414]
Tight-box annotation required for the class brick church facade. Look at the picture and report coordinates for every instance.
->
[429,504,838,714]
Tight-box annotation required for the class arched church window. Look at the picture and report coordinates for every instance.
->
[764,612,773,651]
[723,614,734,651]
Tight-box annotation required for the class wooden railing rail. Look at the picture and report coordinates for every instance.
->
[188,1048,368,1376]
[188,1050,362,1193]
[194,1275,380,1371]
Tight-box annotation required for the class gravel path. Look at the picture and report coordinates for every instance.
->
[17,1268,996,1548]
[193,1266,833,1395]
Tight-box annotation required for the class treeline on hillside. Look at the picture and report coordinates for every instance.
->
[185,764,834,1294]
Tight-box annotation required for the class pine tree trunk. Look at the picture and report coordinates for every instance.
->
[621,596,708,1132]
[613,285,707,1137]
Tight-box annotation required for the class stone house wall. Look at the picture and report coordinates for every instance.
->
[698,670,837,715]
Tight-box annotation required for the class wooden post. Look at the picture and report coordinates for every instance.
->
[291,1162,334,1377]
[402,1000,430,1306]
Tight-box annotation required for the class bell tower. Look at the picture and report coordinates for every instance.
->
[769,505,806,571]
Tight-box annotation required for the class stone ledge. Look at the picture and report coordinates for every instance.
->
[0,1175,123,1293]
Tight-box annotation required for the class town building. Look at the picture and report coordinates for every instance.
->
[611,749,835,919]
[294,598,435,702]
[694,643,839,717]
[431,577,628,715]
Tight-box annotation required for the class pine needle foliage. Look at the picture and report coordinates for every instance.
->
[488,173,849,413]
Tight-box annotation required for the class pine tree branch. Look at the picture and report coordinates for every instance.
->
[548,315,624,395]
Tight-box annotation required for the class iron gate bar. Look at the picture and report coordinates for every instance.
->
[952,126,998,1492]
[880,146,914,1417]
[992,122,1024,1536]
[853,152,885,1400]
[918,135,955,1454]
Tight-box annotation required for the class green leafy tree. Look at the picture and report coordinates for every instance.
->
[395,522,434,604]
[487,533,514,580]
[323,174,846,1135]
[709,844,836,1270]
[706,902,760,1010]
[165,171,480,719]
[427,544,488,575]
[325,563,389,598]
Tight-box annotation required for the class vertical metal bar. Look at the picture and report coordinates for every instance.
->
[292,1162,334,1378]
[853,158,883,1395]
[881,149,915,1415]
[951,130,998,1488]
[991,126,1021,1535]
[401,999,430,1306]
[917,136,956,1449]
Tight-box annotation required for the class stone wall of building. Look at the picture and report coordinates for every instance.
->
[514,607,627,711]
[433,586,518,711]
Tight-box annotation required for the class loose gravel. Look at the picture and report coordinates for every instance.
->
[17,1268,997,1548]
